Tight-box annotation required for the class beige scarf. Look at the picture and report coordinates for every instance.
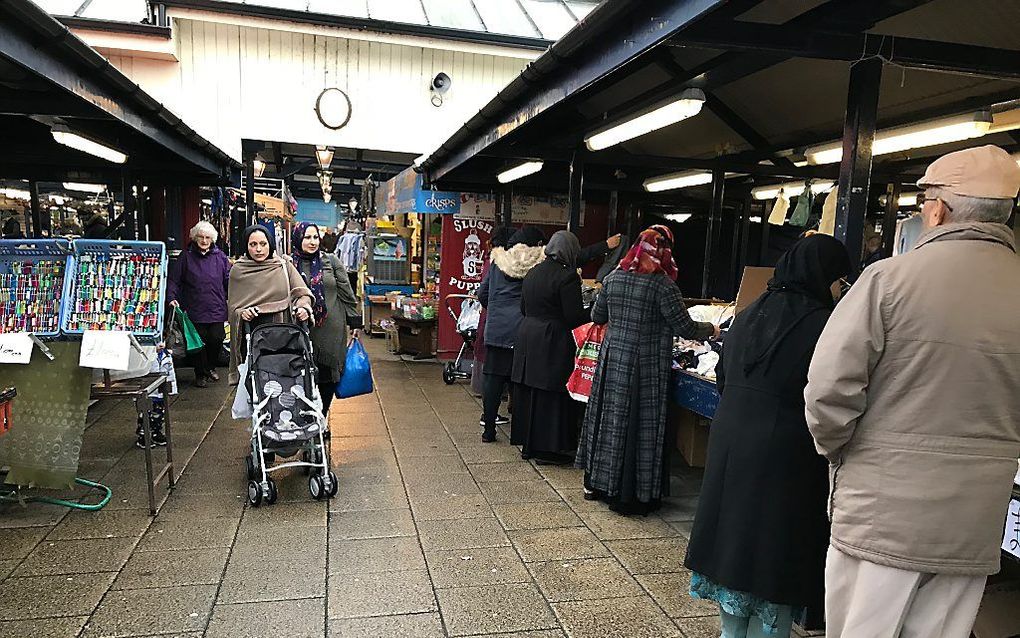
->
[227,255,313,384]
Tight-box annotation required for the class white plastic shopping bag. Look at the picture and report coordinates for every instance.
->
[231,362,253,419]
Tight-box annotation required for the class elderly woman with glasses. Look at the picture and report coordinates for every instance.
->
[167,220,232,388]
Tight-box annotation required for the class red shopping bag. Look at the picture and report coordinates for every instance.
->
[566,323,606,403]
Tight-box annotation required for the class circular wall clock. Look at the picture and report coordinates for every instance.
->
[315,88,352,130]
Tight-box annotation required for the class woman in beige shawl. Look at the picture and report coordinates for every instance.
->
[227,225,314,384]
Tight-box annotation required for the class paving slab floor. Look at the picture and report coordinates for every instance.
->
[1,338,828,638]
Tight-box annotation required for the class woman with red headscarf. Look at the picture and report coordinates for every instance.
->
[576,225,719,514]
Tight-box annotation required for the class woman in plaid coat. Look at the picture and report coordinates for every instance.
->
[577,226,717,514]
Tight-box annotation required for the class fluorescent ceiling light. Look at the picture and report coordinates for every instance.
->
[585,88,706,152]
[751,180,835,201]
[805,111,993,165]
[49,195,66,205]
[315,146,334,170]
[51,128,127,164]
[62,182,106,194]
[0,188,30,199]
[748,216,762,223]
[643,171,712,193]
[497,161,543,184]
[663,213,693,223]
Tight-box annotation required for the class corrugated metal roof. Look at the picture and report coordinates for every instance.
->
[36,0,600,42]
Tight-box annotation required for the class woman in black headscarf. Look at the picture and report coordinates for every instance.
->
[511,231,590,464]
[683,234,851,638]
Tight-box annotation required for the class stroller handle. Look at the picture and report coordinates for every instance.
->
[444,294,477,321]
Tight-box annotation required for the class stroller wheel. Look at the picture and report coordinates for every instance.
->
[325,471,339,498]
[309,474,325,500]
[442,362,456,385]
[245,454,257,481]
[265,478,278,505]
[247,480,262,507]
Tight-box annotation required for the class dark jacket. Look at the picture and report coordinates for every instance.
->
[83,215,108,239]
[684,295,831,609]
[479,239,612,350]
[167,243,232,324]
[477,244,545,349]
[511,258,589,392]
[297,253,363,382]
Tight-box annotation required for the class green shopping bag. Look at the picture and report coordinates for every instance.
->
[788,184,814,227]
[173,307,205,353]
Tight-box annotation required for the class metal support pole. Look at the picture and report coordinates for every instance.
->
[245,155,256,229]
[608,190,619,238]
[625,203,638,240]
[567,151,584,234]
[738,194,752,283]
[881,183,901,259]
[28,180,43,238]
[702,169,725,298]
[729,194,743,298]
[759,214,771,266]
[835,58,882,276]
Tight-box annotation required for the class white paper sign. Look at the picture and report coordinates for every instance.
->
[0,333,33,364]
[80,330,132,370]
[1003,498,1020,560]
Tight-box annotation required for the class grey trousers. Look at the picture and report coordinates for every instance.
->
[825,545,986,638]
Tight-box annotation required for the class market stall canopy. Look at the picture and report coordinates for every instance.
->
[419,0,1020,198]
[0,0,238,186]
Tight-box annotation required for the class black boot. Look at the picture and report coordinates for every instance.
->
[481,424,497,443]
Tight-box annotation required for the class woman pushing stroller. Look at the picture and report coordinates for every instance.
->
[226,225,314,384]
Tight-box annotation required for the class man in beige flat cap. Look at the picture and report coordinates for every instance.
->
[805,145,1020,637]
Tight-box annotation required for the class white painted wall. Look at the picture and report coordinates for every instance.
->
[101,16,531,162]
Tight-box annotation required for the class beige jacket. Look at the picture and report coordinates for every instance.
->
[806,222,1020,575]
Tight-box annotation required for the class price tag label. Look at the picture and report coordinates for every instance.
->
[80,330,132,370]
[0,333,33,364]
[1003,498,1020,560]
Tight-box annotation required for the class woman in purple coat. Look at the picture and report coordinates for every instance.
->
[167,221,232,387]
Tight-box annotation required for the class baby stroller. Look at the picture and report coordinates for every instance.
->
[442,294,482,385]
[242,321,337,506]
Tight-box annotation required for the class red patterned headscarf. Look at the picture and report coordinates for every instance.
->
[619,225,678,280]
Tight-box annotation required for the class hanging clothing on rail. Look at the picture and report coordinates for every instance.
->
[335,232,365,272]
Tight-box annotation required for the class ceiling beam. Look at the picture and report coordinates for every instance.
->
[676,22,1020,80]
[423,0,735,182]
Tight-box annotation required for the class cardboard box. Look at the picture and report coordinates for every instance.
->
[671,404,710,468]
[972,580,1020,638]
[734,266,774,315]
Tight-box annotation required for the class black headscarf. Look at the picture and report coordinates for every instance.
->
[242,224,275,260]
[742,234,851,374]
[490,226,513,250]
[545,230,581,268]
[509,225,544,248]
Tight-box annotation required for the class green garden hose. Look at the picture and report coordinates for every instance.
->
[0,477,112,511]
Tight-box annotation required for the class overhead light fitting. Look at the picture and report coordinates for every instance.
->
[751,180,835,201]
[51,126,127,164]
[62,182,106,194]
[748,216,763,223]
[315,146,334,170]
[805,111,993,165]
[0,187,30,200]
[585,88,706,152]
[252,156,267,179]
[663,213,693,223]
[497,161,544,184]
[643,171,712,193]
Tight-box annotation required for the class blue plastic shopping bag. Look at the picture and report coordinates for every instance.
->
[336,338,373,399]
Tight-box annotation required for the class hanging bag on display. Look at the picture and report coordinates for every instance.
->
[567,322,607,403]
[336,337,373,399]
[788,184,814,227]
